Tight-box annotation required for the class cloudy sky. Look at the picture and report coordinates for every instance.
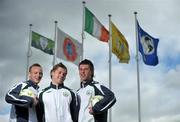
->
[0,0,180,122]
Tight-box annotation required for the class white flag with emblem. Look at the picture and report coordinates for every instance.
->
[56,28,82,66]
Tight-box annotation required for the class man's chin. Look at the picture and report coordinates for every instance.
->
[80,79,85,81]
[34,80,40,84]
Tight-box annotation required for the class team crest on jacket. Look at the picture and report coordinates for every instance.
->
[63,91,69,97]
[86,90,92,96]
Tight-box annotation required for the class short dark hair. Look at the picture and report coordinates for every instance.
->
[29,63,42,72]
[50,62,67,78]
[79,59,94,78]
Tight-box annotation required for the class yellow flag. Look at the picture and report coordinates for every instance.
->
[111,21,130,63]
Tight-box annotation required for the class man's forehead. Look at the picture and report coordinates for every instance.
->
[56,67,67,72]
[30,66,42,71]
[80,64,90,68]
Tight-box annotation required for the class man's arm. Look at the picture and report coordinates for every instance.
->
[70,91,78,122]
[36,91,45,122]
[5,82,34,107]
[92,85,116,113]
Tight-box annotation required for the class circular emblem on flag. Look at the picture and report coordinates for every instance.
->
[140,36,154,55]
[63,38,77,61]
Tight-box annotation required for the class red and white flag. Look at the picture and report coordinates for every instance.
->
[56,28,82,65]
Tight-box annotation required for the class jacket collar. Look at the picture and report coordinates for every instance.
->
[50,82,64,89]
[80,79,93,88]
[27,80,39,89]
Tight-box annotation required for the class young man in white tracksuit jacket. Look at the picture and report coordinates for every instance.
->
[77,59,116,122]
[5,63,43,122]
[38,63,77,122]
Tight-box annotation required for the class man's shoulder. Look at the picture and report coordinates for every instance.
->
[63,86,75,94]
[39,86,51,94]
[17,81,29,89]
[91,81,104,88]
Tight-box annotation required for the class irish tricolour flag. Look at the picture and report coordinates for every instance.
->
[84,7,109,42]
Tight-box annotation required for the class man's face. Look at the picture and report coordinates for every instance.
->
[29,66,43,84]
[51,67,67,85]
[79,64,92,82]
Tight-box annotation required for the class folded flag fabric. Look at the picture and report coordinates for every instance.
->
[31,31,54,55]
[137,21,159,66]
[111,21,130,63]
[56,28,82,65]
[84,7,109,42]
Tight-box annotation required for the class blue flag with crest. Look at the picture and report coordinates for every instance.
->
[137,21,159,66]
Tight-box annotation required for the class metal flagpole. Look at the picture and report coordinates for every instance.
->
[81,1,86,60]
[53,21,58,66]
[26,24,32,80]
[134,12,142,122]
[108,14,112,122]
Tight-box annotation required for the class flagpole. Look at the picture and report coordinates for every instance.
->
[26,24,32,80]
[108,14,112,122]
[53,21,58,66]
[134,12,142,122]
[81,1,86,60]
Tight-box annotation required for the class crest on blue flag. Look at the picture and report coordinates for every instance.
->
[137,21,159,66]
